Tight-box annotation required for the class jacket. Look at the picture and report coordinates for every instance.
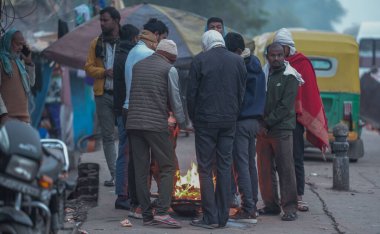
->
[84,37,106,96]
[113,40,135,116]
[238,55,266,120]
[126,53,186,131]
[264,65,299,131]
[187,46,247,128]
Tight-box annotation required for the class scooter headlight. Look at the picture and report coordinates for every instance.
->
[5,154,39,182]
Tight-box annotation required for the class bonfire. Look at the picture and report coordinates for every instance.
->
[174,162,201,200]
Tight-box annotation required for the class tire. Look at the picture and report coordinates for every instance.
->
[348,138,364,160]
[0,223,33,234]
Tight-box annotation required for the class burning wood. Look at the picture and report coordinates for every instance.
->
[174,162,201,200]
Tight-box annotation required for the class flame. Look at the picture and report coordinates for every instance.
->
[174,162,201,200]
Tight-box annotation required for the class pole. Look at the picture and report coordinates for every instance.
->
[332,123,350,191]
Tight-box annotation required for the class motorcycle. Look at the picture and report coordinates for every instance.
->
[0,120,70,234]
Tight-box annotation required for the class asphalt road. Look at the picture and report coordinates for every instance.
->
[78,129,380,234]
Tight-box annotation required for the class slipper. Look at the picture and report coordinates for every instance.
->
[297,200,309,212]
[281,212,297,221]
[154,215,181,228]
[120,218,132,227]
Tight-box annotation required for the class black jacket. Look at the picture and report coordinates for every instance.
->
[186,47,247,128]
[113,40,135,116]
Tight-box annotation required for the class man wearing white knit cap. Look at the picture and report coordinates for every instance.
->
[126,39,186,228]
[187,30,247,229]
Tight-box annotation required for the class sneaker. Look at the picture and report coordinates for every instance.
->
[104,178,115,187]
[128,206,143,219]
[229,209,257,224]
[115,197,130,210]
[230,193,240,208]
[190,219,218,229]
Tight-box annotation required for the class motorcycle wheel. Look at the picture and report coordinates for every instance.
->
[0,223,33,234]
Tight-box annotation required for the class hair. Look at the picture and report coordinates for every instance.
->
[265,42,284,55]
[121,24,139,41]
[143,18,169,35]
[207,17,224,27]
[99,6,120,22]
[224,32,245,53]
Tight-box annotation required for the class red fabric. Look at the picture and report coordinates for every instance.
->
[287,53,329,152]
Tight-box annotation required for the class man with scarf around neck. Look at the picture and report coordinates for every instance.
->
[126,39,186,228]
[224,32,266,224]
[84,6,121,187]
[187,30,247,229]
[0,29,35,124]
[122,18,169,219]
[256,43,300,221]
[112,24,139,211]
[273,28,329,212]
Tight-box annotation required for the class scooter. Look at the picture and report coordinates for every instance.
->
[0,120,69,234]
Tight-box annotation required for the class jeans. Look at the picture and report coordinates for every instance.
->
[195,126,235,226]
[293,122,305,196]
[129,130,175,221]
[95,93,116,179]
[257,130,298,213]
[115,115,129,196]
[232,119,259,214]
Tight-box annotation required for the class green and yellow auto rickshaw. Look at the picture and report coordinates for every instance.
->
[253,30,364,160]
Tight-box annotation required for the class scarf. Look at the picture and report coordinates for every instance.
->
[263,61,304,90]
[95,32,120,58]
[0,29,30,94]
[273,28,296,56]
[138,30,158,51]
[288,53,329,152]
[201,30,225,52]
[156,50,177,64]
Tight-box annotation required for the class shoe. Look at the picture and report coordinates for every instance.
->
[230,193,240,208]
[104,178,115,187]
[115,197,131,210]
[229,209,258,224]
[153,214,181,228]
[190,219,218,229]
[297,200,309,212]
[281,212,297,221]
[128,206,143,219]
[258,206,281,215]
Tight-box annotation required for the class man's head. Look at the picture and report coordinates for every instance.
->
[207,17,224,35]
[143,18,169,43]
[156,39,178,64]
[11,31,25,55]
[266,42,285,69]
[99,6,120,35]
[273,28,296,57]
[121,24,139,43]
[201,30,225,52]
[224,32,245,55]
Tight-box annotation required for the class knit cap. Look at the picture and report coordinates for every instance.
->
[156,39,178,63]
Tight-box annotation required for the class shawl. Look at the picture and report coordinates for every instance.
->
[288,52,329,152]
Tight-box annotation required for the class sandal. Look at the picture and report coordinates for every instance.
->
[281,212,297,221]
[120,218,132,227]
[297,200,309,212]
[154,215,181,228]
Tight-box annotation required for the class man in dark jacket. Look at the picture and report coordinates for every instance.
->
[225,32,266,224]
[256,43,300,221]
[126,39,185,228]
[113,24,139,210]
[187,30,246,229]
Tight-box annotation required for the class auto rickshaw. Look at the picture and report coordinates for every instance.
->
[253,30,364,161]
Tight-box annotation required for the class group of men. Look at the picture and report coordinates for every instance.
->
[82,5,329,229]
[0,5,328,230]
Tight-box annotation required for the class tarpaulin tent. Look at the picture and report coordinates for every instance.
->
[42,3,247,69]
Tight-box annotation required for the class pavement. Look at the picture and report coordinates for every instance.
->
[75,129,380,234]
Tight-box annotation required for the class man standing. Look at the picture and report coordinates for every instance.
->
[0,29,35,124]
[206,17,225,36]
[126,39,185,228]
[187,30,246,229]
[273,28,329,212]
[225,32,266,224]
[84,6,121,187]
[257,43,302,221]
[113,24,139,210]
[123,18,168,218]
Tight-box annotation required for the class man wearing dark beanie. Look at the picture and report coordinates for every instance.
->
[126,39,186,228]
